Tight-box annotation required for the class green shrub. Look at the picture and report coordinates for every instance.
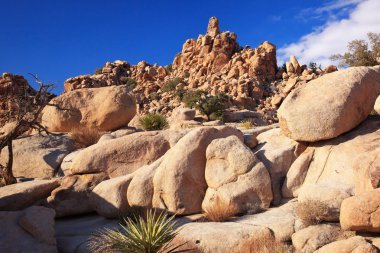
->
[183,90,228,121]
[139,114,168,131]
[162,77,184,93]
[148,92,161,101]
[88,209,182,253]
[120,77,137,90]
[240,120,254,129]
[94,68,103,75]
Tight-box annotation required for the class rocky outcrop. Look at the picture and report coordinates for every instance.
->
[41,85,136,132]
[0,206,57,253]
[315,236,379,253]
[0,134,76,178]
[0,73,38,127]
[152,126,243,215]
[0,179,59,211]
[202,135,272,215]
[340,188,380,232]
[278,66,380,142]
[70,130,187,177]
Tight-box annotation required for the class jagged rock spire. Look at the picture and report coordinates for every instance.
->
[206,17,220,37]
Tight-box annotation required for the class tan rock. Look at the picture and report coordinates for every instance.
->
[46,173,108,217]
[340,188,380,232]
[127,157,163,208]
[278,66,380,142]
[375,96,380,114]
[0,206,57,253]
[0,179,59,211]
[325,65,338,73]
[152,126,243,215]
[315,236,378,253]
[206,17,220,37]
[254,128,304,204]
[0,134,75,178]
[41,86,136,132]
[70,130,186,177]
[292,224,344,253]
[89,174,135,218]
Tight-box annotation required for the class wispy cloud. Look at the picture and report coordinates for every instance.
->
[270,15,282,22]
[278,0,380,67]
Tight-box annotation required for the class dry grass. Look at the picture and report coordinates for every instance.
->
[240,119,254,129]
[295,200,331,227]
[69,125,102,148]
[203,197,236,222]
[239,234,293,253]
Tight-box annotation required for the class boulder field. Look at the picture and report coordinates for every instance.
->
[1,18,380,253]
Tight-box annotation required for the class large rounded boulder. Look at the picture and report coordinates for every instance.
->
[41,86,136,132]
[278,66,380,142]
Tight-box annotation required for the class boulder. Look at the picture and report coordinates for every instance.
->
[340,188,380,232]
[172,221,276,253]
[152,126,243,215]
[59,149,82,176]
[278,66,380,142]
[46,173,108,217]
[0,206,57,253]
[70,130,186,177]
[127,157,163,208]
[292,224,345,253]
[0,134,75,178]
[284,116,380,199]
[0,179,59,211]
[55,215,119,253]
[170,107,196,121]
[89,173,135,218]
[41,86,136,132]
[202,136,272,215]
[375,96,380,114]
[233,200,299,242]
[254,128,305,204]
[315,236,379,253]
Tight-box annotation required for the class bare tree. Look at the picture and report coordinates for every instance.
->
[0,74,54,186]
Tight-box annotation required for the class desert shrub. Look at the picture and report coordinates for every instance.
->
[69,125,102,148]
[88,209,182,253]
[120,77,137,91]
[139,114,168,131]
[149,92,161,101]
[174,87,187,100]
[240,120,254,129]
[330,32,380,67]
[94,68,103,75]
[309,62,321,72]
[203,197,236,222]
[183,90,228,121]
[295,200,331,226]
[162,77,184,93]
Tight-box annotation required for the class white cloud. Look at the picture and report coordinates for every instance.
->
[278,0,380,67]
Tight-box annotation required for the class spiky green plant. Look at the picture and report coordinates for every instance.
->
[88,209,184,253]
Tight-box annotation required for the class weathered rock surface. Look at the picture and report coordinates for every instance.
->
[284,116,380,200]
[152,126,243,215]
[375,96,380,114]
[340,188,380,232]
[127,157,163,208]
[278,66,380,142]
[89,173,135,218]
[315,236,379,253]
[292,224,345,253]
[46,173,108,217]
[0,179,59,211]
[0,206,57,253]
[0,134,75,178]
[254,128,304,204]
[202,135,272,215]
[173,221,276,253]
[55,215,119,253]
[41,86,136,132]
[70,130,186,177]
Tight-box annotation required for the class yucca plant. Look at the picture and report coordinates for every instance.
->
[88,209,185,253]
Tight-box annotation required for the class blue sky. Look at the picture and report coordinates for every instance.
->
[1,0,378,94]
